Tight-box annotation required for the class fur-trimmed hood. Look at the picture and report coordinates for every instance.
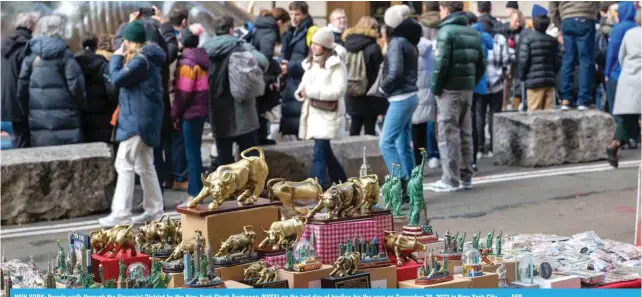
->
[343,28,379,53]
[342,27,378,40]
[301,53,342,71]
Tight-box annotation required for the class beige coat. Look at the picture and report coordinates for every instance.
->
[295,54,348,140]
[613,27,641,115]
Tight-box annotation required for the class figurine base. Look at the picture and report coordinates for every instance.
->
[257,250,286,258]
[212,252,260,268]
[415,274,454,285]
[279,264,334,288]
[307,213,375,225]
[150,250,172,259]
[357,258,392,270]
[176,198,282,217]
[434,252,462,261]
[321,272,371,288]
[184,280,227,288]
[401,226,438,243]
[245,280,289,288]
[91,252,150,283]
[161,261,184,273]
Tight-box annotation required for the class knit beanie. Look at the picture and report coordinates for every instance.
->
[532,4,548,18]
[123,21,147,43]
[506,1,519,10]
[311,27,334,49]
[384,5,409,29]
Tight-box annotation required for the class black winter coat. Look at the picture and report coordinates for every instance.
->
[343,28,385,116]
[518,30,561,89]
[114,19,178,140]
[279,16,314,136]
[17,36,86,147]
[75,50,118,143]
[381,19,422,97]
[1,27,32,122]
[251,16,281,114]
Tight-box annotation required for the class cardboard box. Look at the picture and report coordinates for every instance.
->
[167,272,184,288]
[363,265,397,288]
[398,277,472,289]
[533,275,581,288]
[180,199,280,254]
[224,280,252,288]
[278,265,333,288]
[483,260,517,283]
[456,272,498,288]
[215,262,255,282]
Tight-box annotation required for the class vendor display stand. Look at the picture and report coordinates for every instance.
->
[300,218,382,264]
[277,265,333,288]
[398,277,472,289]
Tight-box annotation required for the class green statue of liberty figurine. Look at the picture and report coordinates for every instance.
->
[55,240,66,276]
[381,173,392,209]
[486,230,495,251]
[390,164,404,217]
[408,149,427,226]
[472,231,481,249]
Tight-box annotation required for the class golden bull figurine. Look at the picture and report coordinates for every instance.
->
[258,217,305,251]
[266,177,323,219]
[215,226,256,257]
[347,174,380,215]
[384,232,427,267]
[256,265,280,284]
[165,230,206,262]
[306,181,365,220]
[329,252,360,277]
[90,225,137,258]
[188,147,269,210]
[243,260,268,281]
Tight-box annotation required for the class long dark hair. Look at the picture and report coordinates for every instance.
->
[306,46,335,68]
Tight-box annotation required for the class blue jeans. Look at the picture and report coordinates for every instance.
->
[379,95,418,179]
[183,117,206,197]
[595,83,605,111]
[561,18,596,106]
[311,139,346,187]
[171,129,187,182]
[427,121,439,159]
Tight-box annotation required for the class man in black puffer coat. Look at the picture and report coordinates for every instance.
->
[75,33,118,144]
[1,12,39,148]
[17,15,86,147]
[518,14,561,111]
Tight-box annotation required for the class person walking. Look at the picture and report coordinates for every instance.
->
[203,16,268,165]
[99,21,167,227]
[75,33,118,144]
[607,11,641,168]
[604,2,637,115]
[418,1,440,40]
[16,15,86,147]
[379,5,422,182]
[427,1,485,192]
[343,16,384,136]
[411,35,440,169]
[519,13,561,111]
[295,27,347,187]
[171,29,210,207]
[328,8,348,46]
[1,12,39,149]
[549,1,600,110]
[279,1,316,138]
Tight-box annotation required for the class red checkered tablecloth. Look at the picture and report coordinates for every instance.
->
[373,213,393,243]
[301,218,379,264]
[265,253,286,267]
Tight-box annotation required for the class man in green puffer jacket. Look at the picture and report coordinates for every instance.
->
[427,1,485,193]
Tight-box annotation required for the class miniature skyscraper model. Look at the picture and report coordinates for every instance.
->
[359,147,371,178]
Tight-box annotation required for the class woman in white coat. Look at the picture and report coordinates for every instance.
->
[607,10,641,168]
[295,27,348,186]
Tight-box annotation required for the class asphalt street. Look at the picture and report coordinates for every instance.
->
[1,149,640,270]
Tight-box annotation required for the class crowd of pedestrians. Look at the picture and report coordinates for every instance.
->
[0,1,640,224]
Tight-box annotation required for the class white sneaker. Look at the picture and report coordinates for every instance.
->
[578,105,589,111]
[426,180,460,193]
[177,196,195,208]
[560,105,571,111]
[517,102,524,112]
[427,158,440,169]
[132,211,164,225]
[476,152,484,160]
[98,213,132,228]
[487,151,494,158]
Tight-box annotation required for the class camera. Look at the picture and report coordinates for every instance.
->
[139,7,155,18]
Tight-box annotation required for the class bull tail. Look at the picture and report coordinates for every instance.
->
[266,178,285,201]
[240,146,265,160]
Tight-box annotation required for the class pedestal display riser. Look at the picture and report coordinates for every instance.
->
[482,261,517,283]
[91,253,150,283]
[215,262,256,282]
[362,265,397,288]
[167,272,184,288]
[398,277,472,289]
[393,260,422,282]
[277,265,334,288]
[300,218,380,264]
[225,280,253,288]
[455,272,499,288]
[178,199,280,253]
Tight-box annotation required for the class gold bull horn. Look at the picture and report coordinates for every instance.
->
[261,226,269,233]
[201,173,210,187]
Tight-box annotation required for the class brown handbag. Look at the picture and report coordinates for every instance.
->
[309,99,338,112]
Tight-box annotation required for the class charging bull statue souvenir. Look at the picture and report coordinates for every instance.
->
[215,226,256,257]
[306,181,364,220]
[384,232,428,266]
[258,217,305,251]
[266,178,323,219]
[256,265,280,284]
[90,225,137,258]
[187,147,269,210]
[243,260,268,281]
[347,174,379,215]
[329,252,360,277]
[165,230,206,262]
